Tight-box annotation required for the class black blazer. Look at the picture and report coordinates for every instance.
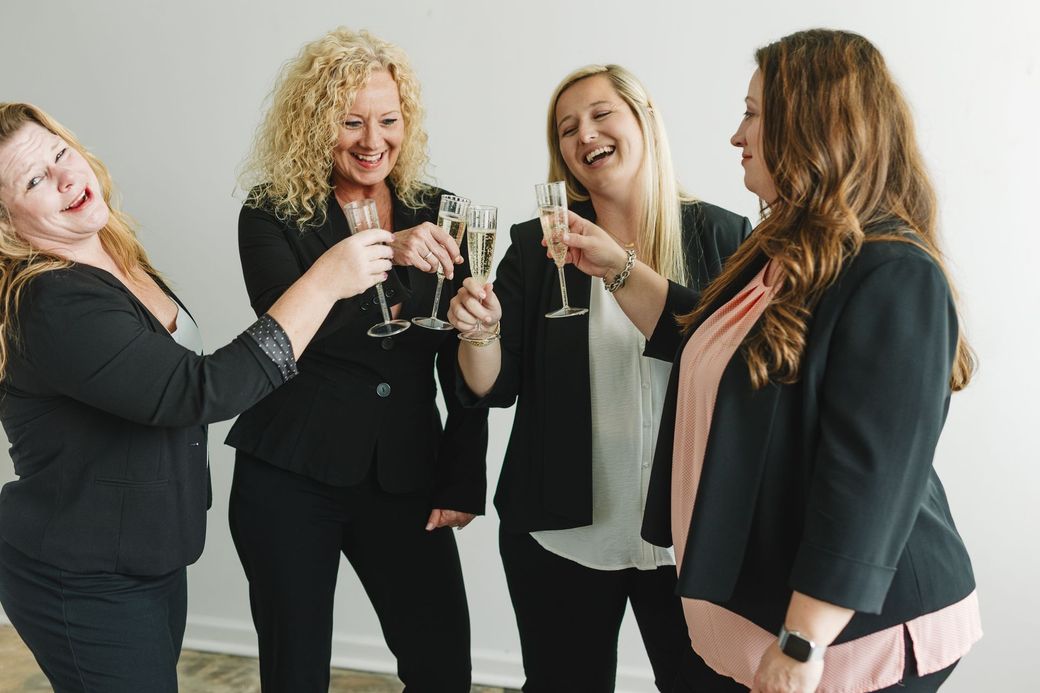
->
[641,235,976,641]
[458,200,750,531]
[225,187,488,513]
[0,265,287,575]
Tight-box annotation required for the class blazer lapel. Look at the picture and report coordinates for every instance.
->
[316,195,348,251]
[677,361,782,601]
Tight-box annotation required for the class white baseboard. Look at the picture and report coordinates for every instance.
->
[183,615,656,692]
[3,612,654,692]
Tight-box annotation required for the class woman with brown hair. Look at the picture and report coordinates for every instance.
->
[0,102,392,692]
[562,30,981,692]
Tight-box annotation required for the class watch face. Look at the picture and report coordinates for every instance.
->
[783,634,814,662]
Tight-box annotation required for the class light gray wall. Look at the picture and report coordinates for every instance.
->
[1,1,1036,690]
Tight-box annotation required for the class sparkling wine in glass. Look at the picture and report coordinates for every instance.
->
[535,181,588,319]
[342,198,411,338]
[459,204,499,343]
[412,194,470,330]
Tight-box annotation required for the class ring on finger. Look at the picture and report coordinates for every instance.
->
[422,249,435,260]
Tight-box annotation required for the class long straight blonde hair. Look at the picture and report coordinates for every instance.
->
[678,30,975,391]
[546,65,691,284]
[0,103,157,380]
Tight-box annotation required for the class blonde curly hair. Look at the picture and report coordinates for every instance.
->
[241,27,431,230]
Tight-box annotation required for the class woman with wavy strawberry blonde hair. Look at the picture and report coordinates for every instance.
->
[0,102,390,693]
[563,29,980,692]
[226,27,487,692]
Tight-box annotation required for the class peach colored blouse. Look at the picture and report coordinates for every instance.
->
[671,261,981,692]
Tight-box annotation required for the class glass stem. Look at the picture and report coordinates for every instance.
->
[375,284,393,323]
[557,266,571,309]
[429,273,446,319]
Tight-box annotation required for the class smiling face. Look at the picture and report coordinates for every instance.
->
[554,74,645,200]
[0,122,108,254]
[331,69,404,198]
[731,69,778,204]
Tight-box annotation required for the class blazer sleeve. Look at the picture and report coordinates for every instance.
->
[20,272,287,427]
[455,222,526,409]
[433,322,489,514]
[238,204,363,340]
[645,204,752,361]
[788,252,958,613]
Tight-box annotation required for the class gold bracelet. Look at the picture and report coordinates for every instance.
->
[460,321,500,347]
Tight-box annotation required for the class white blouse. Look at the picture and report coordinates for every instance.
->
[531,277,674,571]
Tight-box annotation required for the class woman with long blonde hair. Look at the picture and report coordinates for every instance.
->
[448,64,749,691]
[224,27,488,692]
[0,102,390,692]
[563,30,980,692]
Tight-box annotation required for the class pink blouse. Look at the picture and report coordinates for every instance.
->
[671,261,981,692]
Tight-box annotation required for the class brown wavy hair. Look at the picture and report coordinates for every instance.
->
[547,65,692,284]
[0,103,158,381]
[679,29,974,390]
[240,27,431,231]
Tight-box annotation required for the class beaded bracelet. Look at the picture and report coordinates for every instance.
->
[604,248,636,294]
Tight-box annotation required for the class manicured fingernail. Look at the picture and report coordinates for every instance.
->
[455,256,463,263]
[425,522,434,531]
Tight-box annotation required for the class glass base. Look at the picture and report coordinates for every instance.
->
[545,306,589,319]
[411,316,454,331]
[367,320,411,337]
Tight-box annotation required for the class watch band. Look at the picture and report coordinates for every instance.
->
[777,625,826,662]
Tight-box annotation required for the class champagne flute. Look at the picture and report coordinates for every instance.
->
[459,204,499,343]
[412,194,470,330]
[342,199,411,338]
[536,181,588,318]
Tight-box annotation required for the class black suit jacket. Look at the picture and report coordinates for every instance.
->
[458,200,750,531]
[0,265,286,575]
[225,187,488,513]
[641,235,976,641]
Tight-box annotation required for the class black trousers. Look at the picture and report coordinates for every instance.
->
[229,452,471,693]
[499,526,695,692]
[0,538,186,693]
[678,624,960,692]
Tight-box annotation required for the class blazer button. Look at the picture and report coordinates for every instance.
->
[381,337,394,351]
[386,288,396,297]
[376,383,391,397]
[360,303,369,311]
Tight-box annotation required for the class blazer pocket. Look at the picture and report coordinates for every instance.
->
[95,477,169,489]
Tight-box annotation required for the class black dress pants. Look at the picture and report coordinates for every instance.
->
[0,538,186,693]
[229,452,471,693]
[499,526,694,692]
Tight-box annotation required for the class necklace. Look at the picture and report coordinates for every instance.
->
[603,227,637,250]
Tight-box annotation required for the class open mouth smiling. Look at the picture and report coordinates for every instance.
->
[61,189,89,212]
[583,145,615,165]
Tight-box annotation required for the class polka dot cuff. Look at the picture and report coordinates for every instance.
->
[245,314,298,382]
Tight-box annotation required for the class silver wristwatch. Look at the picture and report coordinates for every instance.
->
[777,625,826,662]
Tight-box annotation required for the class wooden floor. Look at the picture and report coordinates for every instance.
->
[0,625,518,692]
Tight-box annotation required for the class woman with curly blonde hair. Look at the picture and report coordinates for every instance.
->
[225,27,487,692]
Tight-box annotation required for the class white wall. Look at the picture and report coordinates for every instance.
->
[1,1,1036,690]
